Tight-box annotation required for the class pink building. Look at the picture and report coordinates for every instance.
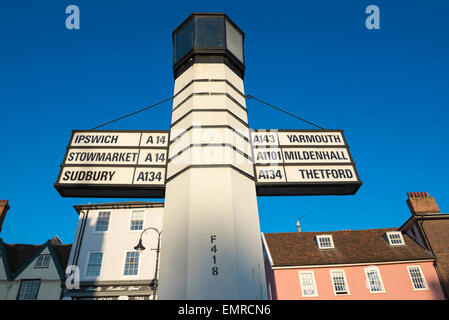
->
[263,227,446,300]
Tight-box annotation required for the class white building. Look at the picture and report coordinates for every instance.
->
[63,201,163,300]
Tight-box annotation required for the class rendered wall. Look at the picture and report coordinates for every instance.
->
[69,207,163,282]
[272,262,445,300]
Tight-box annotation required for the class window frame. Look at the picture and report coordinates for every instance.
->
[316,235,335,249]
[16,279,41,300]
[34,254,51,268]
[85,251,104,278]
[298,270,319,297]
[407,265,428,291]
[129,209,145,232]
[386,231,405,246]
[330,269,350,296]
[122,251,140,277]
[364,266,386,293]
[94,211,111,233]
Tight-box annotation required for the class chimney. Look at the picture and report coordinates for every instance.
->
[406,192,440,216]
[0,200,10,233]
[296,220,301,232]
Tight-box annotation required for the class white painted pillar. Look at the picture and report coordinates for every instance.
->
[157,62,267,299]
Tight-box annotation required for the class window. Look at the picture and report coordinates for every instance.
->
[407,266,428,290]
[34,254,51,268]
[299,271,318,297]
[130,210,145,231]
[386,231,405,246]
[17,280,41,300]
[316,235,334,249]
[95,211,111,232]
[365,267,385,293]
[330,270,349,295]
[124,251,139,276]
[174,18,194,63]
[226,19,243,62]
[194,16,225,48]
[86,252,103,277]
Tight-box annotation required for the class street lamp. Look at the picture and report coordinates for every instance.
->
[134,227,162,300]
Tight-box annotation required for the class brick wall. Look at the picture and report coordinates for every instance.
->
[406,192,440,215]
[421,219,449,297]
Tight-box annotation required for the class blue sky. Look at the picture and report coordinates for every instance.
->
[1,0,448,244]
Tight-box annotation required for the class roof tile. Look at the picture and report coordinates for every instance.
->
[264,228,433,267]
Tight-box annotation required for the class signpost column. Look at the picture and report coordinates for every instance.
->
[157,13,267,299]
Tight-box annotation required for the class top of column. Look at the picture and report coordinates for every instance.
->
[172,13,245,79]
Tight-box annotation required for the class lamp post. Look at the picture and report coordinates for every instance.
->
[134,227,162,300]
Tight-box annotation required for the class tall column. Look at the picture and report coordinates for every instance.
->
[157,13,267,299]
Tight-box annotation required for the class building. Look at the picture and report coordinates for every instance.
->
[262,192,448,300]
[63,201,163,300]
[400,192,449,298]
[0,236,71,300]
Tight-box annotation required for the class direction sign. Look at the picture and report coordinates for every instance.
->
[250,129,362,196]
[55,129,361,197]
[54,130,169,198]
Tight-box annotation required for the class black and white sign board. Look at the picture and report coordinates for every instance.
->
[55,129,361,197]
[250,129,362,196]
[54,130,169,198]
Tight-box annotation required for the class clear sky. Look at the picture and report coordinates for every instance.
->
[1,0,448,244]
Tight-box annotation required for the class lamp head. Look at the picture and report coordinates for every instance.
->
[134,239,146,252]
[172,13,245,79]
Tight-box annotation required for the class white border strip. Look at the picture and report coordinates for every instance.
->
[261,233,274,267]
[271,259,435,270]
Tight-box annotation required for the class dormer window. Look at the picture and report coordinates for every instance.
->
[386,231,405,246]
[34,254,50,268]
[316,235,334,249]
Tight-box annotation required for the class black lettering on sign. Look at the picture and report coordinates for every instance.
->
[298,168,354,180]
[258,169,283,180]
[283,150,348,161]
[252,134,276,144]
[210,235,218,276]
[286,134,342,144]
[156,153,165,162]
[62,170,115,181]
[256,151,282,161]
[136,171,162,182]
[74,135,119,144]
[146,135,166,145]
[144,152,166,163]
[67,151,138,163]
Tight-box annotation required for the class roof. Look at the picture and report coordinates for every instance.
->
[3,243,42,275]
[0,237,72,280]
[73,201,164,214]
[399,212,449,231]
[263,228,434,268]
[53,244,72,271]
